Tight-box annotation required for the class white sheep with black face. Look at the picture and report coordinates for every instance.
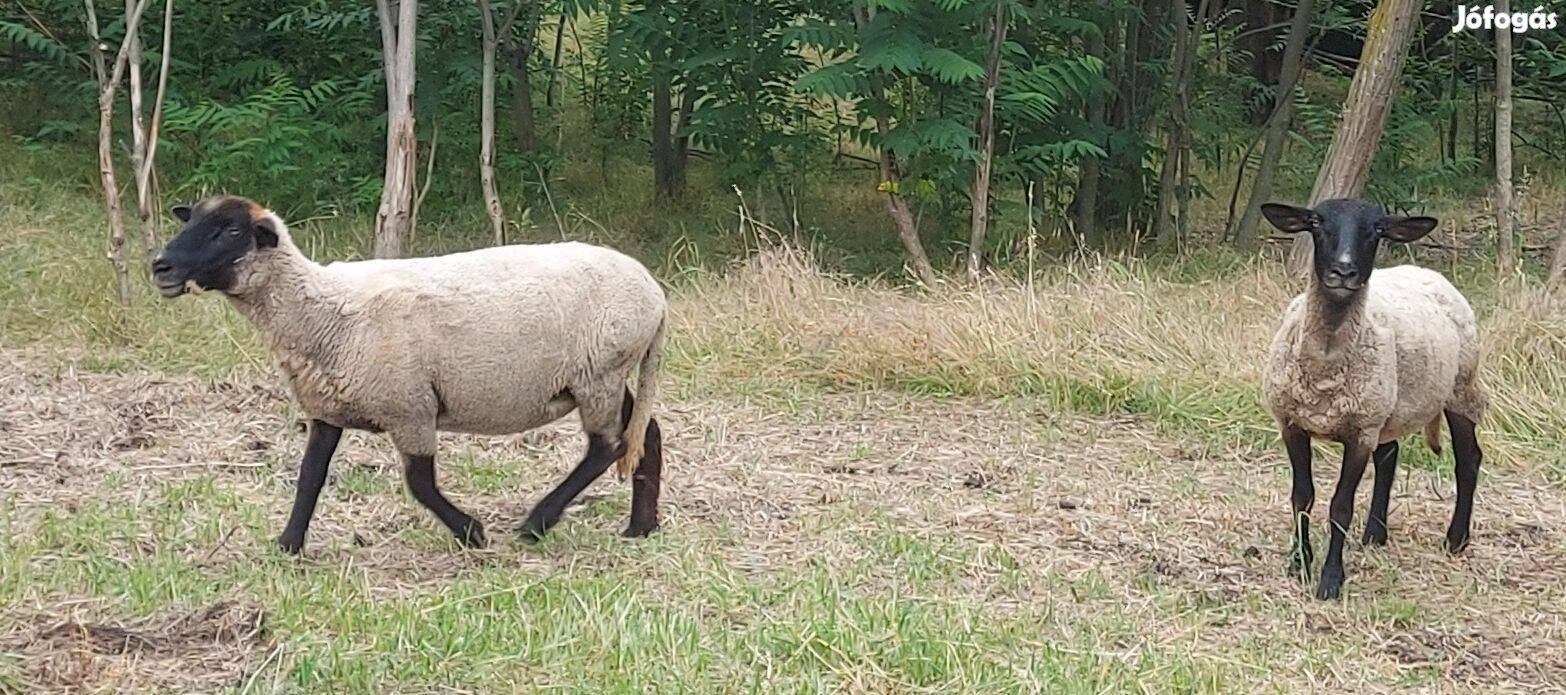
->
[152,195,667,553]
[1261,198,1486,600]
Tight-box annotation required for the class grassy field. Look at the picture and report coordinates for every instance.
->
[5,172,1566,692]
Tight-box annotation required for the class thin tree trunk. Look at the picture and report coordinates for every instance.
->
[125,0,147,255]
[546,13,565,108]
[1231,0,1314,251]
[478,0,505,245]
[499,1,537,152]
[854,4,937,286]
[651,45,677,198]
[1289,0,1420,274]
[86,0,154,306]
[374,0,418,259]
[967,0,1008,280]
[1445,38,1458,163]
[1152,0,1205,250]
[136,0,173,257]
[1075,0,1106,249]
[1548,200,1566,290]
[1495,0,1517,275]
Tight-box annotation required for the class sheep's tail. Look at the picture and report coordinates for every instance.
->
[618,317,665,480]
[1424,416,1444,456]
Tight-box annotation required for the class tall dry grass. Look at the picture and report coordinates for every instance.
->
[672,243,1566,478]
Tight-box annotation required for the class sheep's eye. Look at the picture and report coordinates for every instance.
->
[226,226,241,236]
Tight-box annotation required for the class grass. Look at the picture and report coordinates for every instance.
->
[6,153,1566,691]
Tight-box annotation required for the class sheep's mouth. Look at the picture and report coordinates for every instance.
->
[155,278,189,298]
[1319,275,1362,293]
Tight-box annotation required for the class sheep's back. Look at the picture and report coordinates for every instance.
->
[324,242,665,434]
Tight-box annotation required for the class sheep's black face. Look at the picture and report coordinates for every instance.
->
[1260,199,1438,302]
[151,197,279,298]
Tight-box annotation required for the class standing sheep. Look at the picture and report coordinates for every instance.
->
[151,196,667,553]
[1260,199,1486,600]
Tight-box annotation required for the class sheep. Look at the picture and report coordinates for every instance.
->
[1260,199,1486,600]
[150,195,667,553]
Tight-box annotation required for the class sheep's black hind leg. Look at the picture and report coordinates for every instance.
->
[521,434,621,541]
[1282,425,1315,581]
[1445,411,1482,554]
[624,417,663,538]
[403,453,487,548]
[1362,441,1399,547]
[276,420,342,555]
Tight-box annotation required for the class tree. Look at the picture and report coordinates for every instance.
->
[1231,0,1314,251]
[1151,0,1207,250]
[86,0,155,306]
[966,0,1008,280]
[1495,0,1517,276]
[1289,0,1421,274]
[478,0,505,245]
[129,0,174,258]
[496,0,541,152]
[374,0,419,259]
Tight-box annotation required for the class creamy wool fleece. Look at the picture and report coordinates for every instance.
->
[223,219,666,460]
[1263,265,1486,449]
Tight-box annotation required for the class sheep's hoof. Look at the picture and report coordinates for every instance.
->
[275,534,304,556]
[622,521,660,538]
[1287,544,1313,582]
[456,521,488,549]
[519,519,549,543]
[1361,526,1389,547]
[1314,568,1345,600]
[1444,529,1470,555]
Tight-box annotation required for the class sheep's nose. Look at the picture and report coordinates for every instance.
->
[1326,262,1354,278]
[151,256,173,275]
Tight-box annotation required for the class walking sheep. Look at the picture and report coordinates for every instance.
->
[151,196,667,553]
[1260,199,1486,600]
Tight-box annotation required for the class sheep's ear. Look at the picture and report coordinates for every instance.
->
[1260,203,1317,233]
[253,216,279,248]
[1379,216,1437,243]
[171,205,192,223]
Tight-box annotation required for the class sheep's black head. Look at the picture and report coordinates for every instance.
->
[151,196,280,298]
[1261,199,1437,301]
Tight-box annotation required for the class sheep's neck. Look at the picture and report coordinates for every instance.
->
[225,248,350,374]
[1298,280,1367,363]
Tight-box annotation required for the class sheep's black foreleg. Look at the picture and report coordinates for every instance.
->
[1282,425,1314,581]
[1318,440,1371,600]
[403,453,487,548]
[1362,441,1399,547]
[521,434,622,541]
[277,420,343,555]
[1445,410,1482,554]
[624,418,663,538]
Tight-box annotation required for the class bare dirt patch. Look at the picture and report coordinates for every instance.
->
[0,599,269,693]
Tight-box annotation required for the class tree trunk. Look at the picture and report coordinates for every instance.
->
[478,0,505,245]
[1231,0,1314,251]
[1151,0,1205,250]
[1288,0,1420,274]
[1495,0,1517,276]
[651,47,677,198]
[1075,0,1106,249]
[86,0,154,306]
[966,0,1008,280]
[125,0,147,256]
[1548,201,1566,291]
[546,14,565,108]
[135,0,173,258]
[374,0,418,259]
[499,1,537,152]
